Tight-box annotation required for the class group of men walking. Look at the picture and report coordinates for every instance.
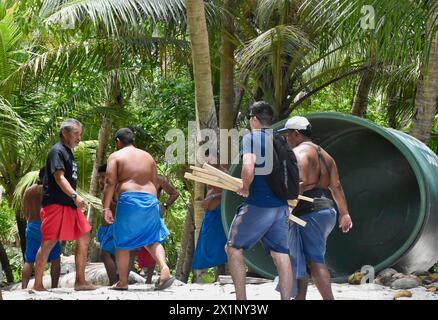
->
[15,100,352,300]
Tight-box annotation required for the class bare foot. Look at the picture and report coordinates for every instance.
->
[109,281,128,291]
[160,266,170,280]
[32,285,47,292]
[74,282,98,291]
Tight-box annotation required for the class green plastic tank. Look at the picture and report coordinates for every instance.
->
[221,112,438,281]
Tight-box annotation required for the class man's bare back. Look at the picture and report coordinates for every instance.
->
[23,185,43,222]
[293,142,334,192]
[108,145,158,199]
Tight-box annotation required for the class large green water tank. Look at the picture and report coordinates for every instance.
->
[221,112,438,281]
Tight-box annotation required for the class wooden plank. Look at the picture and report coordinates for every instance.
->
[184,172,237,191]
[289,214,307,227]
[298,195,314,203]
[192,170,238,191]
[202,163,243,188]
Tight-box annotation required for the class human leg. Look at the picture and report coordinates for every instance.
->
[50,257,61,288]
[74,231,96,290]
[33,240,58,291]
[271,251,292,300]
[101,250,118,286]
[309,262,334,300]
[225,246,247,300]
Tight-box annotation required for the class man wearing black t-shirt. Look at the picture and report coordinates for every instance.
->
[33,119,96,291]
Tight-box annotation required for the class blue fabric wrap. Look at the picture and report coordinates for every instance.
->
[192,205,228,269]
[25,221,61,263]
[97,224,116,256]
[113,192,169,250]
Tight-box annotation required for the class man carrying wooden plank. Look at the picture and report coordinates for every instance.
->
[277,116,353,300]
[225,101,293,300]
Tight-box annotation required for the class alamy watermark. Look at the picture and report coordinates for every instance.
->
[360,5,375,30]
[165,121,274,174]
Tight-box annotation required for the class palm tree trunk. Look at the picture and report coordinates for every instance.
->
[387,87,399,129]
[186,0,218,246]
[87,54,122,261]
[87,117,113,261]
[219,0,236,132]
[175,204,195,283]
[352,67,375,117]
[0,240,14,283]
[410,9,438,143]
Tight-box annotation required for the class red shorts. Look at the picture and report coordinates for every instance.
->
[41,204,91,241]
[137,247,156,268]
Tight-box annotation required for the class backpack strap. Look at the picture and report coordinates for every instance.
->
[300,142,332,188]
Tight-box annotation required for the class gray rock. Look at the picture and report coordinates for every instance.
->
[392,273,405,280]
[426,282,438,288]
[378,268,398,278]
[391,278,421,290]
[412,270,430,277]
[374,276,394,287]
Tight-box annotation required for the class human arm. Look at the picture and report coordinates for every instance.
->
[328,161,352,233]
[201,186,222,211]
[53,170,87,211]
[102,155,117,224]
[158,176,180,210]
[238,153,255,197]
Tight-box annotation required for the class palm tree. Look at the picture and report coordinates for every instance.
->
[410,6,438,143]
[186,0,218,251]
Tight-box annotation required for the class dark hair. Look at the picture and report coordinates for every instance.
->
[115,128,134,145]
[38,167,45,185]
[248,101,274,126]
[98,164,107,173]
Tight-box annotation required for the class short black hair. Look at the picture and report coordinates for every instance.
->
[98,164,107,173]
[38,167,45,185]
[248,101,274,126]
[115,128,134,145]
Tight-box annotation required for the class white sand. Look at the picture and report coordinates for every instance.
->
[2,281,437,300]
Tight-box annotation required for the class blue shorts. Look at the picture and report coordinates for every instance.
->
[25,221,61,263]
[97,224,116,256]
[289,208,337,279]
[227,203,289,254]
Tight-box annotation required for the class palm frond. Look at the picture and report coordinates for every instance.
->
[0,96,28,139]
[77,188,102,211]
[11,170,39,212]
[41,0,188,35]
[237,25,314,76]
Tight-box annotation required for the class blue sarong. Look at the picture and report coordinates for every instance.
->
[114,192,169,250]
[97,224,116,256]
[275,207,337,297]
[25,221,61,263]
[192,205,228,269]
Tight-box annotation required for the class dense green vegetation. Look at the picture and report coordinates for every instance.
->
[1,0,437,285]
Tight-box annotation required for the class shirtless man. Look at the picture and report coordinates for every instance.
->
[103,128,174,291]
[278,116,353,300]
[137,175,179,284]
[22,168,62,289]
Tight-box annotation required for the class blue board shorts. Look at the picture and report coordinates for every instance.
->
[227,203,289,254]
[25,221,61,263]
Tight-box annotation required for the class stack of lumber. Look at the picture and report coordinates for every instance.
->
[184,163,310,227]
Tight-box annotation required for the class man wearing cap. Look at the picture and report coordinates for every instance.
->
[226,101,293,300]
[278,116,353,300]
